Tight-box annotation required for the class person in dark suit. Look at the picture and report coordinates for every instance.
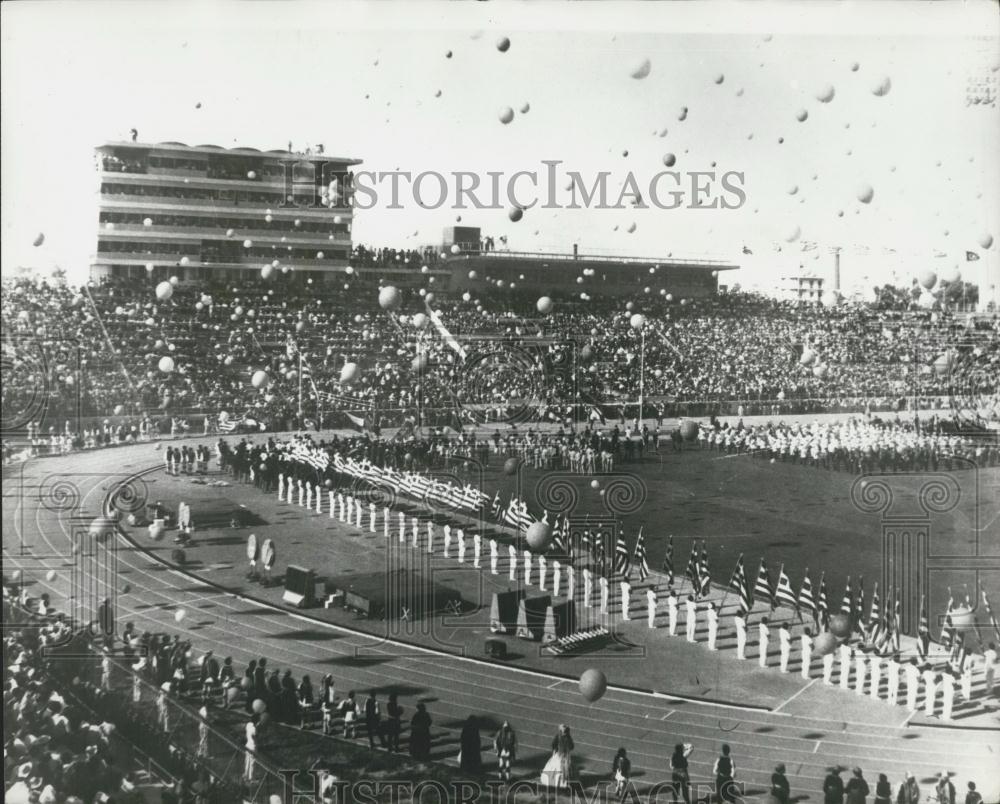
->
[364,692,381,749]
[385,692,403,752]
[824,767,845,804]
[845,767,870,804]
[771,764,791,804]
[459,715,482,775]
[409,702,432,761]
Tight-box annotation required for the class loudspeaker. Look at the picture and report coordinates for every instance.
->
[485,638,507,659]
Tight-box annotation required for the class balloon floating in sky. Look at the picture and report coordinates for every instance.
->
[498,106,515,124]
[795,108,808,122]
[536,296,553,314]
[856,183,874,204]
[243,239,253,248]
[340,362,359,383]
[978,232,994,249]
[508,206,524,223]
[677,106,688,121]
[155,281,173,301]
[629,313,646,329]
[525,520,553,551]
[850,62,860,72]
[520,102,530,113]
[251,370,269,389]
[378,286,401,310]
[815,84,835,103]
[626,222,636,234]
[714,73,724,84]
[578,668,607,703]
[158,356,175,374]
[662,153,677,167]
[496,36,511,52]
[787,184,799,195]
[247,171,256,180]
[630,57,651,79]
[174,609,186,623]
[918,269,937,290]
[33,232,45,247]
[871,76,892,96]
[785,225,802,243]
[450,244,461,255]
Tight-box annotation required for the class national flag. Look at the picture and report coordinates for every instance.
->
[774,565,797,610]
[966,251,980,262]
[891,588,902,652]
[218,412,246,433]
[729,555,751,616]
[917,594,930,660]
[753,559,772,609]
[345,412,368,431]
[797,570,817,615]
[940,589,956,652]
[614,533,630,579]
[697,542,711,597]
[685,541,700,592]
[516,499,534,533]
[867,583,882,647]
[817,573,829,626]
[840,575,853,617]
[855,576,866,635]
[490,491,502,522]
[661,535,674,584]
[632,529,649,582]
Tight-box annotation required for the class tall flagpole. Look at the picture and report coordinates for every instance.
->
[639,326,645,426]
[298,351,303,422]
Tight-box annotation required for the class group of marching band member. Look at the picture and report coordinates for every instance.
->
[698,417,996,470]
[254,432,1000,724]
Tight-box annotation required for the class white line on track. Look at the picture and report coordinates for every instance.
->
[773,678,818,713]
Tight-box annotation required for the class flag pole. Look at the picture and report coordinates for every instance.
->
[297,351,303,423]
[717,552,743,614]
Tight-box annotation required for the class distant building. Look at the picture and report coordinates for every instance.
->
[91,140,361,283]
[443,226,736,299]
[781,270,824,303]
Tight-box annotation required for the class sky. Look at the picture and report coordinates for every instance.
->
[2,0,999,299]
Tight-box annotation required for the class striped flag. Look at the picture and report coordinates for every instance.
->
[614,533,630,579]
[729,555,751,616]
[490,491,502,522]
[581,530,592,560]
[855,576,866,635]
[661,535,674,584]
[867,583,882,647]
[797,570,817,617]
[917,594,930,659]
[685,541,700,592]
[774,565,797,610]
[817,573,829,627]
[840,575,853,617]
[940,589,956,652]
[891,588,902,652]
[753,559,772,609]
[697,542,711,598]
[633,529,649,582]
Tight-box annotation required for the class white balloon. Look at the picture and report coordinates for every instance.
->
[536,296,553,314]
[629,313,646,329]
[155,281,173,301]
[158,356,175,373]
[856,183,874,204]
[630,57,652,79]
[498,106,515,124]
[340,362,359,383]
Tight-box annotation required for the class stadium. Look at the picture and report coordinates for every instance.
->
[3,4,1000,804]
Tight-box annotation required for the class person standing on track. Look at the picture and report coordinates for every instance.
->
[823,767,845,804]
[873,773,892,804]
[779,623,792,673]
[713,743,737,803]
[364,692,381,749]
[734,611,748,660]
[845,767,870,804]
[409,702,432,761]
[771,764,791,804]
[494,721,517,783]
[670,742,693,804]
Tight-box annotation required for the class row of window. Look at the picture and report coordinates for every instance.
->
[98,211,349,235]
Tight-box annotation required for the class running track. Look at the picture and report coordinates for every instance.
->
[3,441,998,800]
